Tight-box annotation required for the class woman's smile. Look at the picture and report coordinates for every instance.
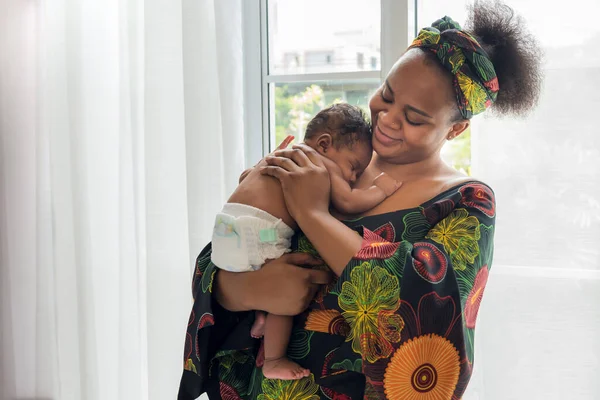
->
[374,123,403,146]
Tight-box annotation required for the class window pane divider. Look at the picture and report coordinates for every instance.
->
[264,71,381,84]
[243,0,266,167]
[381,0,413,78]
[260,0,271,156]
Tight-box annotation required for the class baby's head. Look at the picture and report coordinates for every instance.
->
[304,103,372,184]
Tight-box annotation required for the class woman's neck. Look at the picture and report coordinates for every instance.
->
[371,152,447,182]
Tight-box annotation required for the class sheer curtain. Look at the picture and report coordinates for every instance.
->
[0,0,244,399]
[419,1,600,399]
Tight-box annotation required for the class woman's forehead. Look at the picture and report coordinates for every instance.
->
[386,51,454,111]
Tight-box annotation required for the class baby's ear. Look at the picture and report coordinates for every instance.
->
[315,133,333,154]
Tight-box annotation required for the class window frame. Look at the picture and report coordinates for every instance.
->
[242,0,416,167]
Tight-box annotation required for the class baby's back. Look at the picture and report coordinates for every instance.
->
[227,160,297,230]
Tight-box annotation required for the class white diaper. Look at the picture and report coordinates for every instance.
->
[210,203,295,272]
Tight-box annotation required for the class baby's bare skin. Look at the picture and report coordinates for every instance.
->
[228,156,298,228]
[228,142,399,228]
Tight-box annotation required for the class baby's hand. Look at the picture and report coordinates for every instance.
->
[373,173,402,197]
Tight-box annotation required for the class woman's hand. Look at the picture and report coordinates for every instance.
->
[260,144,331,222]
[260,143,364,275]
[215,253,331,315]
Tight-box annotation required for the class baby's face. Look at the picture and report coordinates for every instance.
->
[325,141,372,184]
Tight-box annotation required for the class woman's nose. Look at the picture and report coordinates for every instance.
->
[379,111,400,130]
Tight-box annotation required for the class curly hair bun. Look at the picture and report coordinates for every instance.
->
[465,0,543,117]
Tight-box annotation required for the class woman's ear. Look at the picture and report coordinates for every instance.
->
[447,120,470,141]
[316,133,333,154]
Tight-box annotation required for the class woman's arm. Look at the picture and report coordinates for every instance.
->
[214,252,331,315]
[261,144,367,276]
[294,209,362,276]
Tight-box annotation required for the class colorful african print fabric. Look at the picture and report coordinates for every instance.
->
[178,181,496,399]
[409,16,499,119]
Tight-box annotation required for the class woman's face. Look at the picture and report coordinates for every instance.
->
[369,49,467,164]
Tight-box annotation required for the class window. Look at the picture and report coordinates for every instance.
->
[242,0,414,163]
[271,81,378,146]
[267,0,380,75]
[266,0,382,148]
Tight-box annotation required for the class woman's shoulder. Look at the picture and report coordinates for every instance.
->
[419,168,495,208]
[425,170,495,208]
[429,176,494,205]
[439,174,494,193]
[442,175,481,189]
[345,176,494,227]
[356,171,491,217]
[421,177,496,226]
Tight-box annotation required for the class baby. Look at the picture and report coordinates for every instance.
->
[211,103,400,380]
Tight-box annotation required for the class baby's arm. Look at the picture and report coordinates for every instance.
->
[327,162,401,215]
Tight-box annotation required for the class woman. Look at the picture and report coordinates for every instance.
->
[179,2,542,399]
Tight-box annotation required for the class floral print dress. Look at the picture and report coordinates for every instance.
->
[178,181,496,400]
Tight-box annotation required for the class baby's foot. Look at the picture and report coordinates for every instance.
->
[263,357,311,380]
[250,312,266,339]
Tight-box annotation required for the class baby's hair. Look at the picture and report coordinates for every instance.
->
[304,103,372,148]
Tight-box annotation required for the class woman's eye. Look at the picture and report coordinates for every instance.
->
[380,91,393,104]
[405,114,424,126]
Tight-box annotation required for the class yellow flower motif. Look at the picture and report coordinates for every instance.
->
[258,374,320,400]
[298,234,320,257]
[411,29,440,47]
[426,208,481,271]
[338,262,400,362]
[457,72,487,115]
[448,48,465,74]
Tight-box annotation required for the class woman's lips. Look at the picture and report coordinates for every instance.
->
[374,124,402,146]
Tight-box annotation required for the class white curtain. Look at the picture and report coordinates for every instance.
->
[0,0,244,399]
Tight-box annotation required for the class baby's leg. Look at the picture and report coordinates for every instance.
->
[251,311,266,338]
[262,314,310,380]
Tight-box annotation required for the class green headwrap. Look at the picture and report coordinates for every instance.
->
[409,16,499,119]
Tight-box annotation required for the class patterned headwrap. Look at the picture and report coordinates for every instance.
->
[408,16,499,119]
